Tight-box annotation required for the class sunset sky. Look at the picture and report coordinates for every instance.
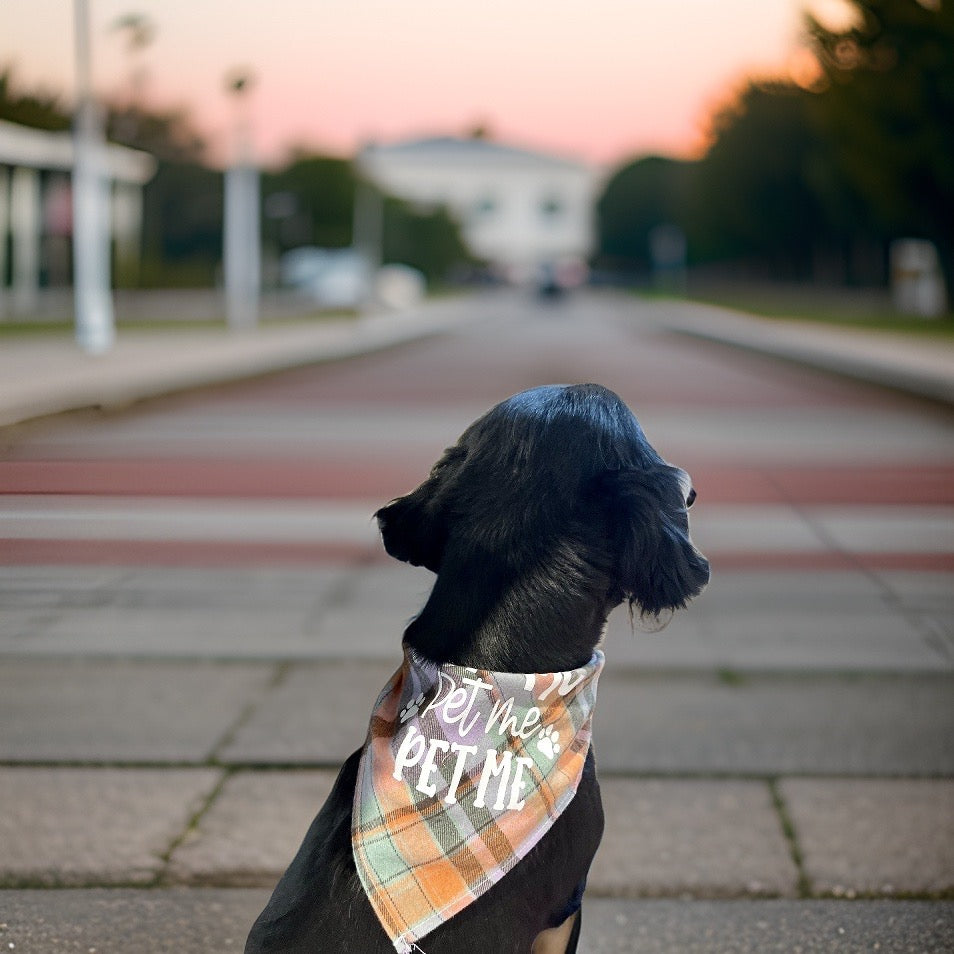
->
[1,0,855,168]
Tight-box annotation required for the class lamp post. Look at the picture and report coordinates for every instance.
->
[353,147,384,311]
[223,69,260,330]
[73,0,115,353]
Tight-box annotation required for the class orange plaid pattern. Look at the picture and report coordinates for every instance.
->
[352,646,603,952]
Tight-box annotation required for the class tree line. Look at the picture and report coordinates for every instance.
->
[2,0,949,296]
[596,0,953,295]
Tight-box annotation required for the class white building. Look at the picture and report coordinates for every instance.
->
[0,119,155,315]
[358,136,600,283]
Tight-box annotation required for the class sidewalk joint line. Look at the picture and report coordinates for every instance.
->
[767,777,813,900]
[155,766,235,882]
[206,661,292,763]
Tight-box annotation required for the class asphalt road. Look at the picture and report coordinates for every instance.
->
[1,290,952,952]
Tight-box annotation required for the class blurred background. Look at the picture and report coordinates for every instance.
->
[0,0,950,323]
[0,4,952,950]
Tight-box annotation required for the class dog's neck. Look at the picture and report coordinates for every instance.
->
[403,544,614,673]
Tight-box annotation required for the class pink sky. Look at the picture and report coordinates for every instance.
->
[1,0,854,168]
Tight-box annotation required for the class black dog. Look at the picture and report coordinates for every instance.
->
[246,383,709,954]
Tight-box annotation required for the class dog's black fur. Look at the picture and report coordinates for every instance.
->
[245,383,709,954]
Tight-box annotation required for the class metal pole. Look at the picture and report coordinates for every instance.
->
[223,73,260,330]
[353,150,383,309]
[73,0,115,353]
[354,178,383,275]
[224,163,260,330]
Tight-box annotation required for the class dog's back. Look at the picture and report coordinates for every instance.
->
[246,384,708,954]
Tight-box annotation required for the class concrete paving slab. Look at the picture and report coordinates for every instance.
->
[590,779,797,898]
[329,561,436,611]
[106,565,347,608]
[219,664,954,774]
[781,779,954,896]
[0,565,130,593]
[594,672,954,775]
[12,403,475,457]
[309,562,435,655]
[312,607,425,656]
[14,392,954,464]
[20,499,947,560]
[580,898,954,953]
[218,659,399,764]
[168,773,795,896]
[0,496,382,544]
[0,659,275,762]
[636,407,954,464]
[877,571,954,609]
[0,564,344,611]
[32,606,314,658]
[0,888,268,952]
[603,570,951,672]
[0,768,221,886]
[688,505,825,553]
[0,565,354,659]
[814,507,954,555]
[168,770,338,885]
[7,563,948,672]
[0,892,950,953]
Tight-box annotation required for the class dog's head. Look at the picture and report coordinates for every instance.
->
[376,383,709,622]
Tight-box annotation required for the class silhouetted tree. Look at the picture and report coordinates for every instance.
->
[691,81,834,279]
[140,160,223,286]
[264,153,472,284]
[805,0,954,288]
[106,105,206,162]
[263,155,356,251]
[0,68,70,130]
[383,198,472,284]
[596,156,694,276]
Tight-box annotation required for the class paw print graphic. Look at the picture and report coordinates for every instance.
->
[400,692,426,723]
[536,725,561,760]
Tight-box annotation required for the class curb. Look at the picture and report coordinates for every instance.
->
[653,301,954,407]
[0,299,471,430]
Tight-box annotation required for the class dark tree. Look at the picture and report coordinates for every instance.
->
[691,81,834,279]
[0,68,70,131]
[382,198,472,285]
[139,160,223,286]
[806,0,954,287]
[263,154,357,251]
[596,156,694,276]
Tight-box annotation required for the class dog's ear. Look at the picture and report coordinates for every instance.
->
[597,466,710,621]
[374,445,465,572]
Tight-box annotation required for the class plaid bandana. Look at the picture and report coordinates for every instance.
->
[352,645,604,953]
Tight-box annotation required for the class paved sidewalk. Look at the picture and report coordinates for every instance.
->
[2,291,951,952]
[652,300,954,406]
[0,297,474,428]
[0,293,952,431]
[0,892,950,953]
[5,761,952,897]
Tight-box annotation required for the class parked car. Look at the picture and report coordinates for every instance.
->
[280,247,371,309]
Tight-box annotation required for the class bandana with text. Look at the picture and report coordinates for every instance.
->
[352,645,603,953]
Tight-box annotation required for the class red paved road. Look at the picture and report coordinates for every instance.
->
[2,292,952,570]
[2,458,952,504]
